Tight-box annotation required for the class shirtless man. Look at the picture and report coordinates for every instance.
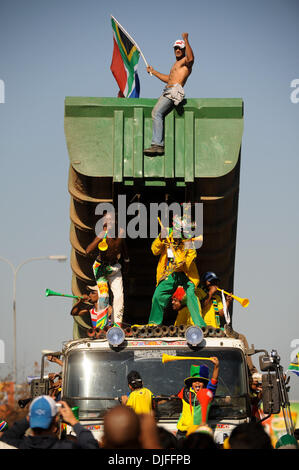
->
[86,212,129,328]
[144,33,194,156]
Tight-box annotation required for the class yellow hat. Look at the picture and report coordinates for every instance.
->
[186,424,214,438]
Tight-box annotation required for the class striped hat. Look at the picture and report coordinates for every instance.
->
[184,364,209,387]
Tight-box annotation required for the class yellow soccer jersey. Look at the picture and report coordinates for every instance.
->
[175,287,223,328]
[126,387,153,414]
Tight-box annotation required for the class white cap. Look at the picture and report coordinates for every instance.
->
[173,39,185,49]
[252,373,262,382]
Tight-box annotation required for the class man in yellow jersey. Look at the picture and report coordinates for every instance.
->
[174,272,232,328]
[147,215,206,328]
[121,371,153,415]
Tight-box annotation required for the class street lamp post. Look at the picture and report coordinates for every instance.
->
[0,255,67,384]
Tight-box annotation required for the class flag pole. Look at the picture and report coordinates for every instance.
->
[111,15,149,69]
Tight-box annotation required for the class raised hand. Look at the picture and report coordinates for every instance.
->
[210,356,219,368]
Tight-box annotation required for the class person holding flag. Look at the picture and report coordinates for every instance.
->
[144,33,194,156]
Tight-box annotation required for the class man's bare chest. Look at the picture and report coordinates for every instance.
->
[169,62,190,81]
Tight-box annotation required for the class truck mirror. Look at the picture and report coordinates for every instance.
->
[261,373,281,415]
[245,344,255,356]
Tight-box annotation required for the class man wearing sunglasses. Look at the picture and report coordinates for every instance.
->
[144,33,194,156]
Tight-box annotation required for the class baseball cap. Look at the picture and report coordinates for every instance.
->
[87,285,98,291]
[173,39,185,49]
[29,395,58,429]
[252,372,262,382]
[127,370,143,386]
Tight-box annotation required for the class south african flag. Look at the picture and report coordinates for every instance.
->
[110,16,140,98]
[288,353,299,377]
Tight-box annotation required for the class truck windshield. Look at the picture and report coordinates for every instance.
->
[64,347,248,420]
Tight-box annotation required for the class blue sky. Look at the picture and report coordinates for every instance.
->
[0,0,299,398]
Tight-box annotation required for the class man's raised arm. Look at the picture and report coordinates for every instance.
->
[182,33,194,67]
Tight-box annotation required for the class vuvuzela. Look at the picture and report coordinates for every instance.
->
[162,354,213,364]
[216,288,249,308]
[98,231,108,251]
[45,289,83,300]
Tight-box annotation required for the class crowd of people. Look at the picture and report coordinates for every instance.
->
[1,34,297,453]
[0,353,297,450]
[1,208,295,450]
[0,397,298,450]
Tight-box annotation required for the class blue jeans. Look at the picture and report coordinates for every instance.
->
[151,94,174,146]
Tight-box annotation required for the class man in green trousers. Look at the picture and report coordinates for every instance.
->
[148,222,206,328]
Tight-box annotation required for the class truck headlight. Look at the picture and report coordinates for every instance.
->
[106,327,125,348]
[185,326,204,347]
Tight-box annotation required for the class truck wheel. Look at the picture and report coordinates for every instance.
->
[161,325,170,336]
[131,326,140,337]
[201,326,208,337]
[169,325,178,336]
[87,328,95,339]
[178,324,187,336]
[138,326,147,337]
[207,326,216,337]
[145,326,154,337]
[215,328,224,337]
[153,326,163,337]
[124,327,133,337]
